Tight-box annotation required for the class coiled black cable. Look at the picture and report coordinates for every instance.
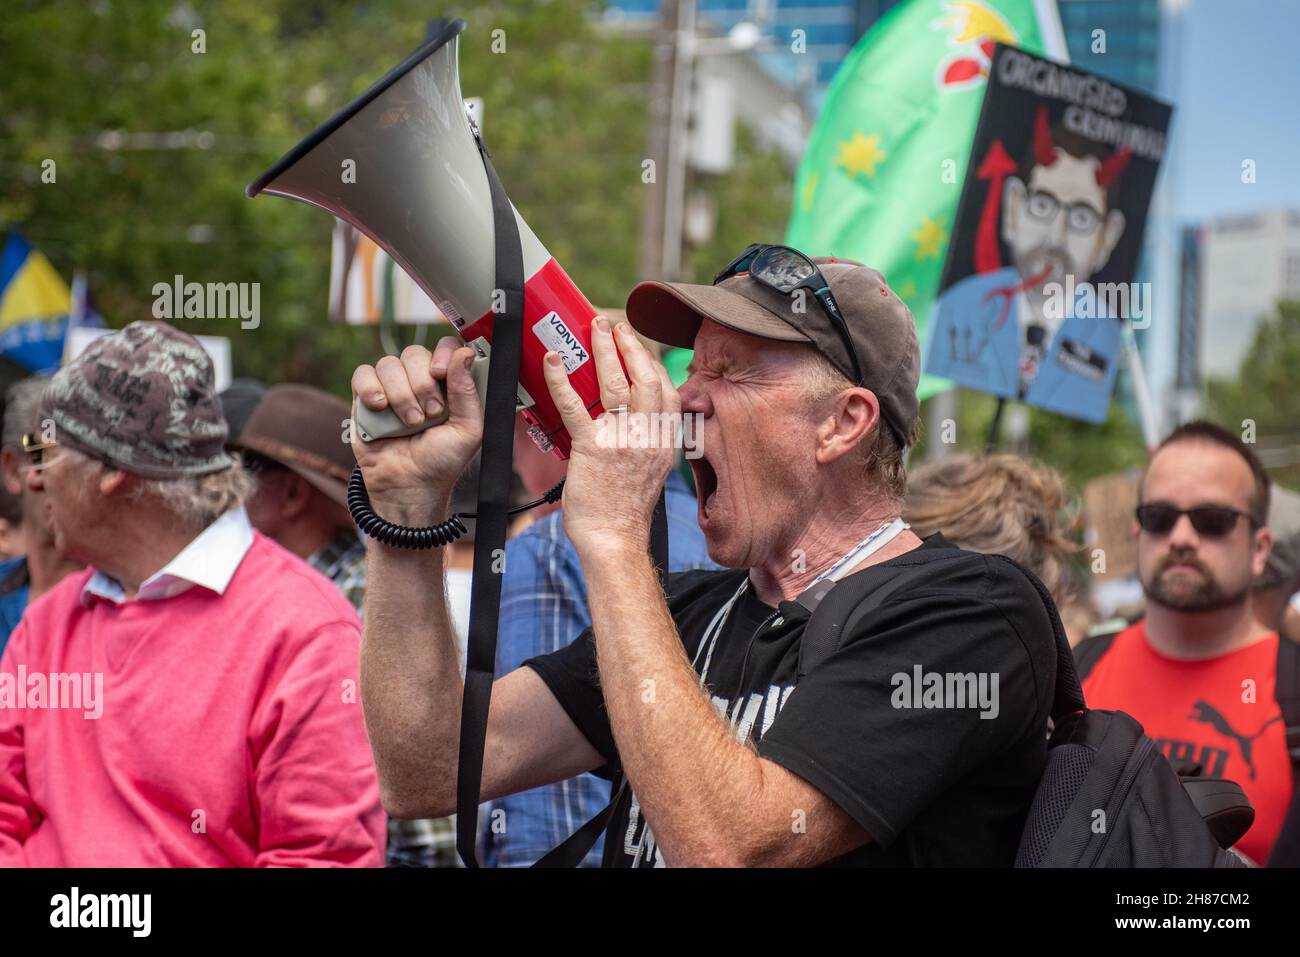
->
[348,465,565,549]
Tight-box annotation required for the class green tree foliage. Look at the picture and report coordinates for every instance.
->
[682,125,794,284]
[1206,297,1300,490]
[914,384,1147,498]
[2,1,795,394]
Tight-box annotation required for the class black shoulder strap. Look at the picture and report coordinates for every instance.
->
[530,501,669,869]
[797,554,959,678]
[457,139,668,868]
[1073,628,1121,683]
[1268,635,1300,866]
[797,547,1083,721]
[530,777,628,868]
[984,553,1085,723]
[1275,635,1300,782]
[454,140,526,869]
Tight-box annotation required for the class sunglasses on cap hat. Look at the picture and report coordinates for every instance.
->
[713,244,865,386]
[1135,503,1259,538]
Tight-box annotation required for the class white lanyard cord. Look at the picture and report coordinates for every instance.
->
[816,517,909,587]
[637,517,908,867]
[695,518,908,687]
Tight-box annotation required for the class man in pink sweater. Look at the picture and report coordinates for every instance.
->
[0,321,383,866]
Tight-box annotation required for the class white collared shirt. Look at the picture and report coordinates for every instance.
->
[81,507,255,605]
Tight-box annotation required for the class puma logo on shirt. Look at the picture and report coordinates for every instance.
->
[1186,700,1283,781]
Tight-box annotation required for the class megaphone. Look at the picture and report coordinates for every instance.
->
[247,18,602,459]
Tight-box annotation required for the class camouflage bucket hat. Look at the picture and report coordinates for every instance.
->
[43,321,235,479]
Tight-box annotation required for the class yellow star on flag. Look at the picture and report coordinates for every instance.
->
[801,173,819,212]
[835,131,886,179]
[896,278,918,302]
[912,216,947,261]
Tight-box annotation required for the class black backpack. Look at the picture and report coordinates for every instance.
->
[798,547,1251,867]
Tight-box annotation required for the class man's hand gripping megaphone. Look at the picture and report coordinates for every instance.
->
[350,339,486,528]
[350,317,679,554]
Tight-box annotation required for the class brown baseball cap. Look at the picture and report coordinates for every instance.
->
[625,255,920,446]
[232,384,355,507]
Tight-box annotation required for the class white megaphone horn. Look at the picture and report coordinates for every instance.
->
[246,18,603,459]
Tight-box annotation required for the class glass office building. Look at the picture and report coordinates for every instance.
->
[1057,0,1162,94]
[605,0,899,100]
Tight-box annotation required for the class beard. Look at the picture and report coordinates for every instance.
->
[1013,244,1078,299]
[1142,549,1248,613]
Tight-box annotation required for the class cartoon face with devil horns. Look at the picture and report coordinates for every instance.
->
[1002,106,1131,315]
[924,105,1135,421]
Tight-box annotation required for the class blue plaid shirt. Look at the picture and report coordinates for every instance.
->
[482,470,716,866]
[0,556,29,657]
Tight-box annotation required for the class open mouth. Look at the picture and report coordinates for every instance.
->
[691,456,719,519]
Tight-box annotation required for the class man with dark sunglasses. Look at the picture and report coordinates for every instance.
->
[354,245,1059,867]
[1075,421,1298,865]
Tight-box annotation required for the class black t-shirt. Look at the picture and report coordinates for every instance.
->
[525,534,1056,867]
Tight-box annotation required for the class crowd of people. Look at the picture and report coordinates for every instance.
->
[0,247,1297,867]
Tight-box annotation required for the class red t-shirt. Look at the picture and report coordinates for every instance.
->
[1082,622,1292,864]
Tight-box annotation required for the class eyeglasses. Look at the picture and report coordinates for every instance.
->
[713,244,865,385]
[1024,189,1103,235]
[1135,503,1259,538]
[21,432,57,468]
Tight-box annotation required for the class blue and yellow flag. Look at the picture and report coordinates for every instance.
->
[0,233,74,373]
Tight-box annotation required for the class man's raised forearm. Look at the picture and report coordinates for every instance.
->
[583,543,769,866]
[359,492,465,819]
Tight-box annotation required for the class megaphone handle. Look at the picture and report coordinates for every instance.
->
[352,351,492,441]
[352,384,450,441]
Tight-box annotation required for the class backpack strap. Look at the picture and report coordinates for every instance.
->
[1268,634,1300,866]
[798,561,935,678]
[1275,635,1300,783]
[1073,628,1122,683]
[796,548,1085,727]
[982,553,1086,723]
[797,550,968,678]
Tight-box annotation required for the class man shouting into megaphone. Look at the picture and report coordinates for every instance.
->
[353,247,1056,867]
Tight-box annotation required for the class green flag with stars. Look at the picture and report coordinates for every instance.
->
[785,0,1067,398]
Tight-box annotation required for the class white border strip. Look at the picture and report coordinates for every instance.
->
[1034,0,1071,63]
